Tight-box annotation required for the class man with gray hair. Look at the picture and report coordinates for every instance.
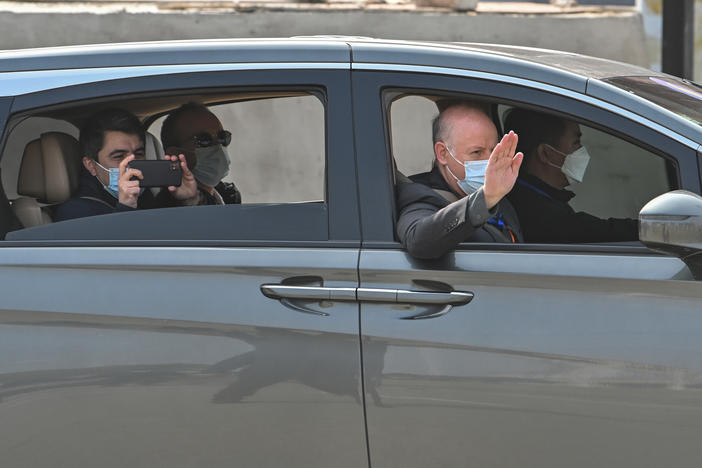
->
[396,101,523,259]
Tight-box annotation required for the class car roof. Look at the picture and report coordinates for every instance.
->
[0,37,653,80]
[1,37,697,144]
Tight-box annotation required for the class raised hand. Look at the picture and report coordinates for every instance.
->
[118,155,142,209]
[483,131,523,209]
[166,154,199,204]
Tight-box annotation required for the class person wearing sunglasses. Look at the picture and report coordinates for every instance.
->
[160,102,241,205]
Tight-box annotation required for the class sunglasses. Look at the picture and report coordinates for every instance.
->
[193,130,232,148]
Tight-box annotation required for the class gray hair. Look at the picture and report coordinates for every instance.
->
[431,100,491,147]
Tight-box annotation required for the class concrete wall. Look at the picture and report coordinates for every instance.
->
[0,5,649,66]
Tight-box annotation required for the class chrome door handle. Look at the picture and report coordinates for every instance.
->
[357,288,473,320]
[357,288,473,305]
[262,284,473,320]
[260,284,357,301]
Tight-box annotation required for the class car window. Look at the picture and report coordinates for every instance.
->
[148,95,325,204]
[389,93,677,237]
[0,88,331,242]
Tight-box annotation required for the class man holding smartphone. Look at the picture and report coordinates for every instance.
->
[54,108,199,221]
[160,102,241,205]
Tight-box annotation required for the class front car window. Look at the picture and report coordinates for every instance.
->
[388,92,678,243]
[604,75,702,127]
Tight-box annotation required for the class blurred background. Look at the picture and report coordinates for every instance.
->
[0,0,699,80]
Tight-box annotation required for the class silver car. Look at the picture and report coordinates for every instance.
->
[0,38,700,467]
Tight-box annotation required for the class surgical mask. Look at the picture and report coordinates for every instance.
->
[95,161,120,199]
[445,146,488,195]
[94,161,145,200]
[192,145,230,187]
[545,144,591,185]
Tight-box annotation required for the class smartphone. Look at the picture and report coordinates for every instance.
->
[128,160,182,188]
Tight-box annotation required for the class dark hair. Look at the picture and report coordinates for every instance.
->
[160,102,212,149]
[80,108,144,160]
[502,108,566,173]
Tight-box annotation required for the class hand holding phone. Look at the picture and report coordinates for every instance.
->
[127,160,182,188]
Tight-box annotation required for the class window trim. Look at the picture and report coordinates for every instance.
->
[352,70,700,247]
[2,69,360,245]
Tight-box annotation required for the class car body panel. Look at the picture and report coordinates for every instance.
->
[360,248,702,468]
[0,247,367,467]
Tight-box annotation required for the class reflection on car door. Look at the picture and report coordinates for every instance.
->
[360,248,702,467]
[0,247,366,467]
[0,66,367,466]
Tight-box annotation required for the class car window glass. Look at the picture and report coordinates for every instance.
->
[389,93,677,237]
[149,95,325,204]
[0,90,329,242]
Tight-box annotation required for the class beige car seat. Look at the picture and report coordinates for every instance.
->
[145,131,164,160]
[13,132,82,227]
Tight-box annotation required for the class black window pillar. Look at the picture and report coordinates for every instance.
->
[661,0,694,79]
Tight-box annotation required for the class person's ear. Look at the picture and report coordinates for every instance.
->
[82,156,97,176]
[434,141,449,166]
[535,143,551,164]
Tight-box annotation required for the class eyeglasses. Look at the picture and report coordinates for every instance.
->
[192,130,232,148]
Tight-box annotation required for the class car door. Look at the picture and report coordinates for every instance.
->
[353,68,702,468]
[0,60,368,467]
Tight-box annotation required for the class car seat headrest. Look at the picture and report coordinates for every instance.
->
[18,132,82,203]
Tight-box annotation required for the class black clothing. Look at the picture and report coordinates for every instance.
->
[54,170,160,222]
[507,174,638,243]
[215,181,241,204]
[396,166,523,259]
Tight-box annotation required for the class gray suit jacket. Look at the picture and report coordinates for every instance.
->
[396,177,522,259]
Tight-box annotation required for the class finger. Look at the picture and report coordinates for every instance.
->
[505,131,518,158]
[121,168,143,181]
[495,131,515,158]
[512,152,524,172]
[119,155,135,176]
[178,154,192,174]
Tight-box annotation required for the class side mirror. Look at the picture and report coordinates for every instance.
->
[639,190,702,280]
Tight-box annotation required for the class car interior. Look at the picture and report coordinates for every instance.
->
[0,89,327,239]
[386,92,678,244]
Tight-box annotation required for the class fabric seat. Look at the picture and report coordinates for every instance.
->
[12,132,81,227]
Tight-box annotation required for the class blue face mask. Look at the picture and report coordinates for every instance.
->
[94,161,145,200]
[95,161,120,199]
[445,146,489,195]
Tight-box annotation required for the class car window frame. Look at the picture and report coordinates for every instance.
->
[352,69,701,252]
[1,67,360,247]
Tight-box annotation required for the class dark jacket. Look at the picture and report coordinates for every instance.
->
[506,174,638,243]
[396,166,523,259]
[54,170,160,222]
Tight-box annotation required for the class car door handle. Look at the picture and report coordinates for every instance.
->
[260,284,357,301]
[261,285,472,305]
[356,288,473,305]
[261,284,472,319]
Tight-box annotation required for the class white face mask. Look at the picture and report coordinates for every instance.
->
[544,144,591,185]
[445,145,489,195]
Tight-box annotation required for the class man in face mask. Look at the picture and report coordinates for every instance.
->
[160,102,241,205]
[503,108,638,243]
[396,101,524,259]
[55,108,198,222]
